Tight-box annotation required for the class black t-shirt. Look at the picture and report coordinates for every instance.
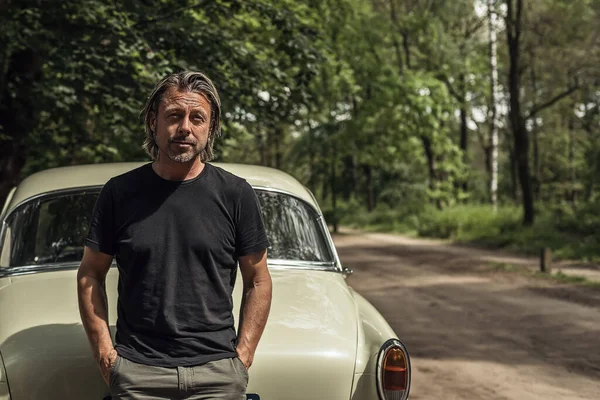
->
[85,162,270,367]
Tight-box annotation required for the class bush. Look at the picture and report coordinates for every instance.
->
[341,202,600,262]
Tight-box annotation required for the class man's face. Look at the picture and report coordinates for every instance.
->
[151,87,212,163]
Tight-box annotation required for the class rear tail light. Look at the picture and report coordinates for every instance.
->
[376,339,411,400]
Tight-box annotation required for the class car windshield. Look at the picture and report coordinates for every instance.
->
[1,189,334,267]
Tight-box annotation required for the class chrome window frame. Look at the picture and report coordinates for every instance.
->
[0,185,342,277]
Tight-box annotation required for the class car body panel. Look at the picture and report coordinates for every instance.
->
[0,267,359,400]
[350,289,398,399]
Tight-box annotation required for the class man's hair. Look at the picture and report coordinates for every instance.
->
[141,70,222,161]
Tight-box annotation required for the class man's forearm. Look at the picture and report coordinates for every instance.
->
[77,273,114,360]
[237,273,272,365]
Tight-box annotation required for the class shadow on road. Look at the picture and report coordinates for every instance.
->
[335,234,600,384]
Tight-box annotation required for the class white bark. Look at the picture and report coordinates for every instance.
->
[488,0,500,210]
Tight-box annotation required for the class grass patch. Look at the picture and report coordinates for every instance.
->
[340,203,600,263]
[487,262,600,288]
[488,262,523,273]
[534,271,600,289]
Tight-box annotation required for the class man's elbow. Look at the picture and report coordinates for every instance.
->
[254,272,272,290]
[77,262,107,288]
[244,268,272,293]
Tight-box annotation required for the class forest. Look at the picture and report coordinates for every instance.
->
[1,0,599,260]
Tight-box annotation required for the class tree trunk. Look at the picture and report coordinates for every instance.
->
[330,147,338,233]
[532,126,540,200]
[387,0,404,73]
[402,32,411,70]
[342,155,356,200]
[274,126,283,170]
[0,142,25,209]
[0,49,41,208]
[364,164,375,212]
[507,141,519,203]
[264,129,273,167]
[459,72,468,193]
[529,48,541,201]
[420,135,436,193]
[488,0,499,208]
[568,102,576,205]
[506,0,534,225]
[256,130,266,166]
[581,94,598,201]
[307,125,316,194]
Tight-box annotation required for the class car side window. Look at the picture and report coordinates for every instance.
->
[4,193,97,267]
[256,191,333,262]
[2,189,334,268]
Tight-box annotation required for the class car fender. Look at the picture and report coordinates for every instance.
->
[349,288,399,399]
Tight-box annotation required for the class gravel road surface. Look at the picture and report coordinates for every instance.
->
[334,231,600,400]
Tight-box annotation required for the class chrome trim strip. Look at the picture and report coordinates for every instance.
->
[0,260,340,278]
[376,338,412,400]
[1,185,343,274]
[266,259,335,267]
[318,214,343,272]
[0,262,83,277]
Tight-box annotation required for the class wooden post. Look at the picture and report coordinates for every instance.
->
[540,248,552,273]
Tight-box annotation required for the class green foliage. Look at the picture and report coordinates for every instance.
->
[1,0,600,261]
[1,0,326,178]
[342,203,600,262]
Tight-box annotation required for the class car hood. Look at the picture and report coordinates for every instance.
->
[0,267,358,400]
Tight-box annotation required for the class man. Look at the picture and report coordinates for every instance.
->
[77,70,272,400]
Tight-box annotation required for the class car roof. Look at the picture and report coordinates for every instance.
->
[6,162,317,212]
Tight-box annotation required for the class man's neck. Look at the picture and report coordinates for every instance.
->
[152,156,205,181]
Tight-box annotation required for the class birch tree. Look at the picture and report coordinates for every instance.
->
[488,0,499,209]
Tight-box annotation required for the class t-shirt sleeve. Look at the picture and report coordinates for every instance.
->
[235,181,270,257]
[85,179,116,256]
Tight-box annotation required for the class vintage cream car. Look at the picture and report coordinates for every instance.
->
[0,163,410,400]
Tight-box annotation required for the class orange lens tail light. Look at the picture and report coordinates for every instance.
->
[377,339,411,400]
[383,348,408,390]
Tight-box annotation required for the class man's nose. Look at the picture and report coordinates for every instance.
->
[178,116,192,134]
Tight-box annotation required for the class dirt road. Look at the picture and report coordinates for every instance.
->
[333,231,600,400]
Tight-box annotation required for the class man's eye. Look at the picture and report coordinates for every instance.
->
[168,113,180,118]
[193,115,205,122]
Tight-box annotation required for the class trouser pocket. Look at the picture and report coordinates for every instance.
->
[109,355,122,388]
[233,357,249,383]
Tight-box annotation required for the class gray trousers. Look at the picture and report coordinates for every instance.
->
[109,356,248,400]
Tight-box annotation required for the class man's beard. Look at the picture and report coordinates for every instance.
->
[167,137,208,163]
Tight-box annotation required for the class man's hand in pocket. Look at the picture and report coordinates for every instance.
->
[98,348,118,386]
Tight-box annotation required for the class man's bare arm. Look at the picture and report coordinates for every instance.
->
[77,246,116,385]
[236,249,272,370]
